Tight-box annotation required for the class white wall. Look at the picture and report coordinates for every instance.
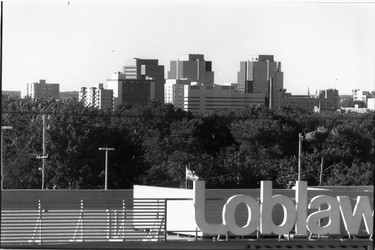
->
[133,185,198,235]
[367,98,375,110]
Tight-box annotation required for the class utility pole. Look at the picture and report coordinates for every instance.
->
[36,115,48,190]
[319,157,324,186]
[1,2,5,190]
[1,126,12,190]
[99,147,115,190]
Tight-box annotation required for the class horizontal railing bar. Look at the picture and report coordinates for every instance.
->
[1,199,169,244]
[1,214,40,217]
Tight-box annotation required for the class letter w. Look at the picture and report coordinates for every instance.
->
[338,196,373,235]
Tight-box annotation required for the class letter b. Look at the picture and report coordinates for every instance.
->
[260,181,296,235]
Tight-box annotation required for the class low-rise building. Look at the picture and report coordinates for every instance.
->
[183,84,265,114]
[2,91,21,100]
[352,89,371,103]
[280,89,340,112]
[341,104,370,113]
[367,98,375,111]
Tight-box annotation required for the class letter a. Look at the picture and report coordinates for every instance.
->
[306,195,340,235]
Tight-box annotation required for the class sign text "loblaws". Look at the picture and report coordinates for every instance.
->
[193,181,373,236]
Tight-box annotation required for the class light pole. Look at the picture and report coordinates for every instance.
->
[99,147,115,190]
[36,115,48,190]
[1,126,13,190]
[298,133,304,181]
[38,167,44,190]
[36,154,48,189]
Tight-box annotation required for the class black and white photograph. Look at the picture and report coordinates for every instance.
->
[1,0,374,249]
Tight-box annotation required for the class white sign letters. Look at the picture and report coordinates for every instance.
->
[193,181,373,236]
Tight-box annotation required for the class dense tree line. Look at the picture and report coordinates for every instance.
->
[1,98,374,189]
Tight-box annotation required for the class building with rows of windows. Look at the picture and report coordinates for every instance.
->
[79,84,114,110]
[23,79,59,99]
[106,58,165,107]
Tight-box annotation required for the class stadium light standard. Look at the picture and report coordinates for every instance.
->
[99,147,115,190]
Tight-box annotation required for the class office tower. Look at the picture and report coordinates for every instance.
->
[237,55,284,109]
[107,58,165,106]
[165,54,214,108]
[167,54,214,85]
[24,79,59,99]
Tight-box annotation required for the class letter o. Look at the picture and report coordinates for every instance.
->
[223,195,260,236]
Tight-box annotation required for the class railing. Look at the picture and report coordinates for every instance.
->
[1,199,166,245]
[1,198,373,250]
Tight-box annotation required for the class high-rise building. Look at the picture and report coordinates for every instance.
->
[237,55,284,109]
[167,54,339,114]
[23,79,59,99]
[78,87,87,104]
[106,58,165,106]
[79,84,114,110]
[167,54,214,85]
[165,54,214,108]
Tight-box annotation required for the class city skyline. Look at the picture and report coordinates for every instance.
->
[1,0,375,95]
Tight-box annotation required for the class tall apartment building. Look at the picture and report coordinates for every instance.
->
[106,58,165,106]
[237,55,284,109]
[23,79,59,99]
[79,84,114,110]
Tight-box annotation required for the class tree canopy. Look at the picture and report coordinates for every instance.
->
[1,98,374,189]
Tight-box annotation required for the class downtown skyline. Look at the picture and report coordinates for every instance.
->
[1,0,375,95]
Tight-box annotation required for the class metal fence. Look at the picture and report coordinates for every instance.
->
[1,198,373,250]
[1,198,166,245]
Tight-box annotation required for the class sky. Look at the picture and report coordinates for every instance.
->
[1,0,375,95]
